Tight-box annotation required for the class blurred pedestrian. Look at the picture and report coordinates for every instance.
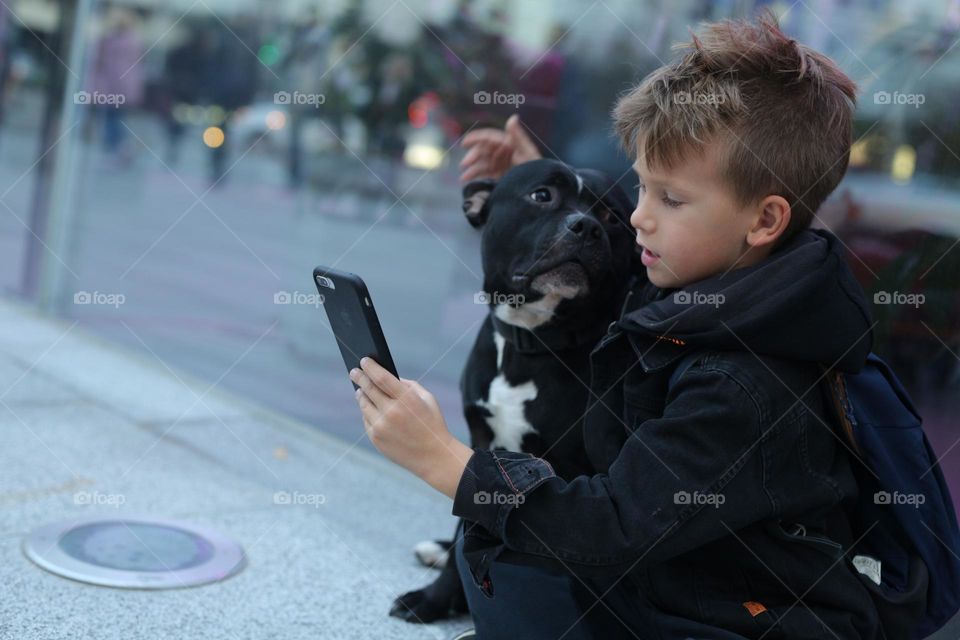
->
[89,8,144,166]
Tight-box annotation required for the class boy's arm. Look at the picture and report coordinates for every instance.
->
[452,364,775,586]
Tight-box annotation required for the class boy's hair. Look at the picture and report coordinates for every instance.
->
[612,10,857,243]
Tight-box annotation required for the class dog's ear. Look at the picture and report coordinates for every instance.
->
[462,179,497,228]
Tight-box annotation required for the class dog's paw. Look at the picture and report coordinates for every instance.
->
[389,587,468,623]
[413,539,452,569]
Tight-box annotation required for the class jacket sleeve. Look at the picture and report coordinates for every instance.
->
[452,363,778,587]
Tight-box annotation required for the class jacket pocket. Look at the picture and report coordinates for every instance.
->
[771,521,845,561]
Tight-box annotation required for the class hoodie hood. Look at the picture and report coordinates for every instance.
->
[618,228,874,373]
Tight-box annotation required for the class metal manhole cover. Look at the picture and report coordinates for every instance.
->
[23,516,246,589]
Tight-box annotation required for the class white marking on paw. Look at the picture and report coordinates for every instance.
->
[413,540,449,568]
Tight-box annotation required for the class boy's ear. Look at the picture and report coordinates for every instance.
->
[747,195,792,249]
[462,179,497,228]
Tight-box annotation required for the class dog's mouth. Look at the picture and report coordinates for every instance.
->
[512,255,590,298]
[512,255,582,286]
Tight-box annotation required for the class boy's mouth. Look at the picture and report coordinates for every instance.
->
[638,244,661,267]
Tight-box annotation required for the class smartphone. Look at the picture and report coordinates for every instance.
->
[313,265,398,389]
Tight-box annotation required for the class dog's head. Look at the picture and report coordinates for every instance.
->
[463,159,640,328]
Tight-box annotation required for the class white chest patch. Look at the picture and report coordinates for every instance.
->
[478,330,539,452]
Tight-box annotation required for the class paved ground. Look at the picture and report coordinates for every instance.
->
[0,296,471,640]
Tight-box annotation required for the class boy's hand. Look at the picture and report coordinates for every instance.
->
[350,357,473,498]
[459,114,541,182]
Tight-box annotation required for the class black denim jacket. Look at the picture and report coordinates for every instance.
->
[452,229,884,639]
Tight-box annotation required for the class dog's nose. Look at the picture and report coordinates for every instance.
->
[565,213,602,240]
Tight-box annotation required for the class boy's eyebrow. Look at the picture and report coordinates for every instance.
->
[632,160,697,193]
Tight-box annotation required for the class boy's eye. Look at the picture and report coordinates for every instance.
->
[637,182,683,208]
[527,186,554,204]
[662,195,683,208]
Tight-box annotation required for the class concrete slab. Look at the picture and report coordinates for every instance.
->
[0,297,470,639]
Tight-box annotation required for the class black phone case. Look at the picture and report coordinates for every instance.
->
[313,265,398,388]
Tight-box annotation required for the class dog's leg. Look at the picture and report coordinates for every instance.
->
[413,538,453,569]
[390,519,468,623]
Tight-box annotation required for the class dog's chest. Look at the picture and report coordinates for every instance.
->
[476,331,540,451]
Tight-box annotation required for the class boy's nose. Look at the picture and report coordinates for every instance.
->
[630,203,655,234]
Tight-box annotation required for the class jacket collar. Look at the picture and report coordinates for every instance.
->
[613,279,695,372]
[624,330,694,373]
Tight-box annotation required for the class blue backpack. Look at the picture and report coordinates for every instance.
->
[670,352,960,638]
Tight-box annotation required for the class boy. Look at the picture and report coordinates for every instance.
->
[350,12,881,639]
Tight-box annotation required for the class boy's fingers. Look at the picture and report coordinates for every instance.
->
[353,370,389,408]
[460,162,494,182]
[360,357,405,398]
[405,379,433,404]
[505,115,540,162]
[356,389,375,422]
[459,144,484,169]
[461,128,504,148]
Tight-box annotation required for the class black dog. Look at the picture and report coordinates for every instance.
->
[390,159,639,623]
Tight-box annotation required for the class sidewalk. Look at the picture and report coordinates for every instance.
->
[0,297,469,639]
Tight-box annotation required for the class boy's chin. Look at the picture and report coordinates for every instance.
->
[646,269,682,290]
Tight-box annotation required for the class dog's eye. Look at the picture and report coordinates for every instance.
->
[528,187,553,204]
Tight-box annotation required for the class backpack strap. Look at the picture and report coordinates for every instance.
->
[818,365,862,456]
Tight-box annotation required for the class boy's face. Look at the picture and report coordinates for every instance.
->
[630,139,767,289]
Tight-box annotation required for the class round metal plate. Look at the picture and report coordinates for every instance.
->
[23,516,246,589]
